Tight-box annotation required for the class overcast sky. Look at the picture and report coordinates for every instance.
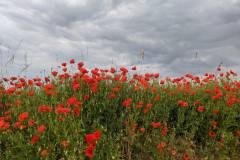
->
[0,0,240,78]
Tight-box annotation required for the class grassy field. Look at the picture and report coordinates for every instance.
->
[0,59,240,160]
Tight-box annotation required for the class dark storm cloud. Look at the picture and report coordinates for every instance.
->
[0,0,240,77]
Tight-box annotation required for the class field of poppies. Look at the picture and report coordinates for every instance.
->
[0,59,240,160]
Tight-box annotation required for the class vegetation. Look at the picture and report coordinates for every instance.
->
[0,59,240,159]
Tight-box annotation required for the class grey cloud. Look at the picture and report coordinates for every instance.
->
[0,0,240,78]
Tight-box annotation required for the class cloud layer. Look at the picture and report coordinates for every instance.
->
[0,0,240,77]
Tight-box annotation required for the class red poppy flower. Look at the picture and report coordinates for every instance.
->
[61,62,67,67]
[177,100,189,107]
[85,144,95,158]
[157,141,166,151]
[4,115,11,121]
[0,120,10,130]
[67,97,78,106]
[27,90,35,96]
[37,124,46,133]
[140,127,145,133]
[122,98,132,108]
[91,85,98,93]
[35,81,43,87]
[120,67,128,73]
[6,87,16,95]
[83,94,90,100]
[143,103,152,113]
[154,73,160,78]
[154,95,160,101]
[51,71,58,77]
[14,99,22,107]
[28,79,33,86]
[151,122,161,128]
[160,80,165,85]
[197,106,205,112]
[44,84,54,91]
[85,130,101,145]
[63,68,67,72]
[73,107,80,117]
[4,111,11,115]
[230,69,237,76]
[208,131,217,137]
[28,120,36,126]
[182,152,190,160]
[84,130,101,158]
[31,135,39,145]
[72,82,80,91]
[162,127,168,136]
[110,67,116,73]
[70,59,75,64]
[5,102,11,108]
[108,93,116,99]
[18,112,29,121]
[194,100,201,105]
[77,61,84,68]
[38,105,52,113]
[45,77,50,82]
[79,67,88,74]
[55,107,71,116]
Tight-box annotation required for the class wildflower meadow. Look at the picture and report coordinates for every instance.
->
[0,59,240,159]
